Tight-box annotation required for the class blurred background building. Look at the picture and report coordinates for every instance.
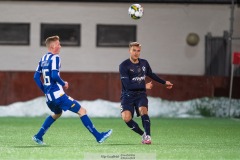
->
[0,0,239,105]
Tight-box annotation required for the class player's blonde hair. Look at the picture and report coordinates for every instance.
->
[45,35,60,48]
[129,42,141,48]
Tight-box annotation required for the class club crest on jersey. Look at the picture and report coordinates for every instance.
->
[142,66,146,72]
[137,68,141,73]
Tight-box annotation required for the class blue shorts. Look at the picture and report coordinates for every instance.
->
[46,94,81,114]
[120,92,148,117]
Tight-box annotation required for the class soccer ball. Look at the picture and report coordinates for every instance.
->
[128,4,144,20]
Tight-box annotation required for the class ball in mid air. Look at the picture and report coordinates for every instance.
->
[128,4,144,20]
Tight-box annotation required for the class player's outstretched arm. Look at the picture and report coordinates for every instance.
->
[165,81,173,89]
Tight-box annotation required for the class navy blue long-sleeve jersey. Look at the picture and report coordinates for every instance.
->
[119,58,166,97]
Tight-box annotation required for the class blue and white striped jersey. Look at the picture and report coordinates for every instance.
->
[34,52,65,101]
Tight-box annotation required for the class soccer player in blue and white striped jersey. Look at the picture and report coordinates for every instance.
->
[119,42,173,144]
[32,36,112,145]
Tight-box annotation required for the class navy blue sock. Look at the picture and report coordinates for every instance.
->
[36,115,55,139]
[80,115,101,139]
[141,114,151,136]
[126,119,144,136]
[141,117,145,128]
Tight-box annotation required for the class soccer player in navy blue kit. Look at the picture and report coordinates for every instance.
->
[119,42,173,144]
[32,36,112,145]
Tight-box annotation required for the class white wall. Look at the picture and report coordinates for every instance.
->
[0,1,237,75]
[232,6,240,53]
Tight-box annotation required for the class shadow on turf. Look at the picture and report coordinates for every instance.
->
[106,143,159,146]
[13,145,50,148]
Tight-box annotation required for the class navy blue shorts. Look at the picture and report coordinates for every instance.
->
[120,93,148,117]
[46,94,81,114]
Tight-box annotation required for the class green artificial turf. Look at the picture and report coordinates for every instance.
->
[0,117,239,160]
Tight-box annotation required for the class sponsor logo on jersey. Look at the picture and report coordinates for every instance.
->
[132,75,145,82]
[41,61,49,67]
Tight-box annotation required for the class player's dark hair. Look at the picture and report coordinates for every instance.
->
[45,35,60,48]
[129,42,141,48]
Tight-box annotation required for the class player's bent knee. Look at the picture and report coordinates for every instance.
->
[78,107,87,116]
[122,117,132,122]
[122,115,132,122]
[52,113,62,120]
[121,111,132,122]
[139,106,148,116]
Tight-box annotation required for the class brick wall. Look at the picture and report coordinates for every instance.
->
[0,71,239,105]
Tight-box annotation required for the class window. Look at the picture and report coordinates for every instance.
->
[97,24,137,47]
[0,23,30,45]
[41,23,80,46]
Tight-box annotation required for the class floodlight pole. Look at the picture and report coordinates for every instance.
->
[228,0,235,118]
